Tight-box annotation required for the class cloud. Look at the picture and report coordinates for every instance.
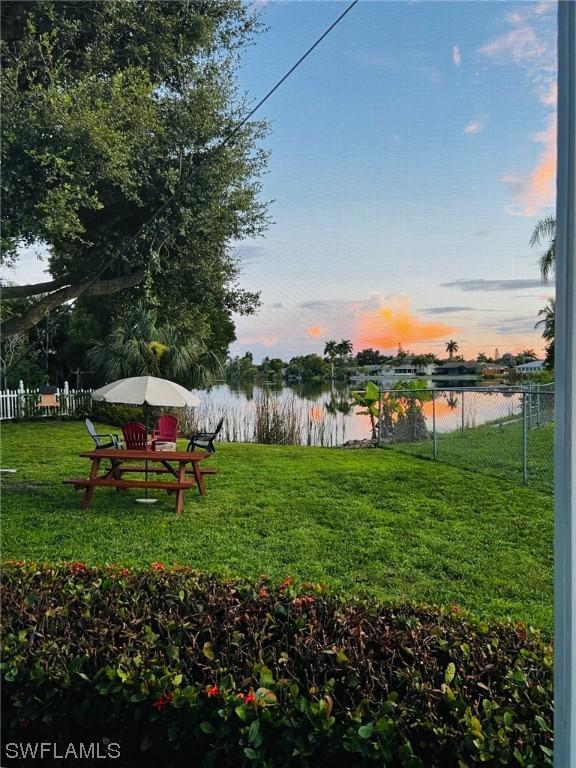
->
[490,317,540,335]
[539,80,557,106]
[306,325,323,338]
[269,302,284,309]
[236,245,265,263]
[237,334,278,348]
[421,306,495,315]
[355,296,456,351]
[452,44,461,66]
[480,26,547,67]
[442,278,544,292]
[464,119,485,135]
[502,115,556,216]
[480,3,556,216]
[299,300,334,311]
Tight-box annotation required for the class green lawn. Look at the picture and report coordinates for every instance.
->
[394,421,554,493]
[1,420,553,630]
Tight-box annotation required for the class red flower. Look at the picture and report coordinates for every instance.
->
[206,685,219,697]
[119,568,131,577]
[243,691,256,705]
[278,577,294,590]
[150,562,165,571]
[152,693,173,712]
[69,562,86,574]
[18,719,31,729]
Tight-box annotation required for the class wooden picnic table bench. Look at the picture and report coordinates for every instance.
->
[63,448,216,514]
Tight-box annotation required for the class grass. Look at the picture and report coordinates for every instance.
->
[1,420,553,630]
[394,421,554,493]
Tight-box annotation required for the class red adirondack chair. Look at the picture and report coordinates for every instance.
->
[122,422,154,451]
[153,414,179,443]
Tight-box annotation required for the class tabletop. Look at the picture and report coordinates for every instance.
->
[79,449,209,462]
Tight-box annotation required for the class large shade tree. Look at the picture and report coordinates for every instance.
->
[1,1,268,342]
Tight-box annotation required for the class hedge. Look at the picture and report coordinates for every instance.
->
[1,562,553,767]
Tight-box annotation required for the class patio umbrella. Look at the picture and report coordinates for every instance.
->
[91,376,199,503]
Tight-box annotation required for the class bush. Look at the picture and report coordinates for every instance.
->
[1,563,553,767]
[93,402,147,427]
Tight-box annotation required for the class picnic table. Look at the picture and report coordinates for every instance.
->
[63,448,217,513]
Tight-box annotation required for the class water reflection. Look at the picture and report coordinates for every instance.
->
[189,381,525,446]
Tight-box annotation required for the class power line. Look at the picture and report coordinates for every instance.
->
[65,0,360,309]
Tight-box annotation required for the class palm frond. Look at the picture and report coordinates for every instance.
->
[529,216,556,247]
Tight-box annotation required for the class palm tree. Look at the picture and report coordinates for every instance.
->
[535,299,555,370]
[476,352,489,363]
[536,300,555,341]
[336,339,353,358]
[446,340,459,359]
[88,303,222,387]
[521,349,538,362]
[530,215,556,281]
[531,219,556,370]
[323,340,338,381]
[323,340,338,360]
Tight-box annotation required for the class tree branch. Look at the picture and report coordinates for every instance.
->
[1,271,145,337]
[2,276,71,298]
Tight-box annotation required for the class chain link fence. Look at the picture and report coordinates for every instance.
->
[377,384,554,493]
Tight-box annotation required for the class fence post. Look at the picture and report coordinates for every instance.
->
[432,390,437,460]
[522,392,528,485]
[461,390,465,436]
[378,388,383,447]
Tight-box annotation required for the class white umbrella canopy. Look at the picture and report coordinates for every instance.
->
[91,376,199,505]
[91,376,199,408]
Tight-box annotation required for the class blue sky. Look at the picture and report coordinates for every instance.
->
[229,0,557,361]
[4,1,557,362]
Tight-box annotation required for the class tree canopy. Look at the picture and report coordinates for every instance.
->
[1,0,268,343]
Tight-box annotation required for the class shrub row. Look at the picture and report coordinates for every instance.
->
[1,562,553,767]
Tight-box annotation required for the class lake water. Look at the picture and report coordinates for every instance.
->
[188,381,528,446]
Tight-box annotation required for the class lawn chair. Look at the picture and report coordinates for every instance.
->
[122,422,155,451]
[85,418,122,449]
[187,417,224,454]
[153,414,179,443]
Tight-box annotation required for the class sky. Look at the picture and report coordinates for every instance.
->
[228,0,557,361]
[4,1,557,363]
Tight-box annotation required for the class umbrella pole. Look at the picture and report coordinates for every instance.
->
[136,402,156,504]
[145,402,149,497]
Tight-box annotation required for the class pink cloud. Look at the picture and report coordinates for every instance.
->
[502,116,556,216]
[355,296,456,352]
[481,4,556,216]
[238,334,278,348]
[464,119,484,135]
[480,26,547,66]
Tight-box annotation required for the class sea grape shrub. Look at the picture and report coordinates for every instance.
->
[1,563,553,767]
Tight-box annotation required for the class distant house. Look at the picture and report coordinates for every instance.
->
[515,360,545,374]
[349,362,437,383]
[434,361,481,377]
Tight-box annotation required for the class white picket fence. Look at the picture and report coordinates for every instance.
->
[0,382,94,420]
